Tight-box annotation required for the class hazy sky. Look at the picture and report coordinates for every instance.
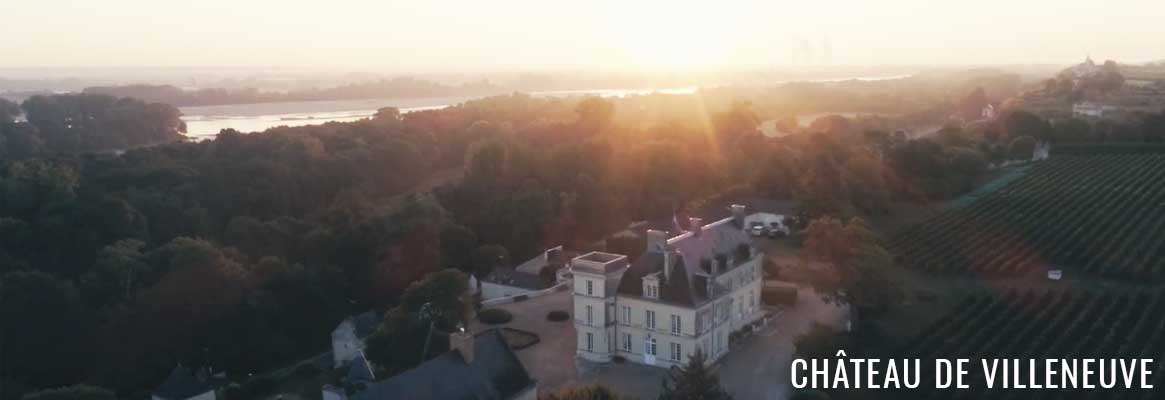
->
[3,0,1164,70]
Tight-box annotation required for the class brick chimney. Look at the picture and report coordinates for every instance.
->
[646,229,668,254]
[688,217,703,236]
[450,329,475,364]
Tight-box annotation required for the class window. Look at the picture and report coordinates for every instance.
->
[670,315,681,335]
[646,310,656,330]
[702,338,710,356]
[670,342,682,361]
[749,290,755,308]
[645,283,658,299]
[586,280,593,296]
[622,306,631,324]
[585,332,594,351]
[622,333,632,351]
[586,305,593,325]
[646,337,657,355]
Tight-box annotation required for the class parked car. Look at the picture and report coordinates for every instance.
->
[766,222,787,238]
[748,221,766,236]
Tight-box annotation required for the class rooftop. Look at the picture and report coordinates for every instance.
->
[570,251,629,275]
[616,216,755,307]
[484,246,569,290]
[354,329,535,400]
[152,365,229,400]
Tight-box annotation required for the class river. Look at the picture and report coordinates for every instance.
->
[180,87,698,139]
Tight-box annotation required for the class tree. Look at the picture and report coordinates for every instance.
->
[80,239,149,306]
[1050,118,1094,143]
[0,100,19,123]
[575,97,614,135]
[1141,111,1165,143]
[20,93,184,152]
[374,107,401,121]
[1007,135,1038,160]
[19,385,116,400]
[546,384,623,400]
[658,349,732,400]
[366,269,472,374]
[471,244,509,284]
[955,87,989,121]
[397,269,472,331]
[0,270,93,389]
[439,223,478,272]
[801,217,900,311]
[1000,110,1049,141]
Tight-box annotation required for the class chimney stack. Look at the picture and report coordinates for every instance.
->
[646,229,668,254]
[450,329,475,364]
[662,250,672,283]
[688,217,703,236]
[545,246,563,262]
[730,204,747,228]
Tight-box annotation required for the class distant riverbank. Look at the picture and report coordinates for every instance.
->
[180,87,699,139]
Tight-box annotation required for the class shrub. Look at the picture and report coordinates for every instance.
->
[500,327,540,349]
[478,308,513,324]
[763,286,798,306]
[547,310,570,322]
[543,384,622,400]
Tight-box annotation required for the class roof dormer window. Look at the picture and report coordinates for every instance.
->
[643,274,660,299]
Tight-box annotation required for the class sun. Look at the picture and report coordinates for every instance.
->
[604,3,744,69]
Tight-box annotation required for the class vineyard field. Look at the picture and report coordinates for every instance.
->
[892,288,1165,400]
[890,154,1165,280]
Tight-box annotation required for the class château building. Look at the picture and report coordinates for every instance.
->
[572,205,765,368]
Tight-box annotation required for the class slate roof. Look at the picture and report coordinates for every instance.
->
[615,217,754,307]
[482,268,548,290]
[354,329,535,400]
[483,247,568,290]
[617,252,706,306]
[152,365,229,400]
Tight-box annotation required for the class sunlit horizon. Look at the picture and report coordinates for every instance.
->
[4,0,1165,70]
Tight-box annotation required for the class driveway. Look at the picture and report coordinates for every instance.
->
[469,288,578,391]
[717,286,848,400]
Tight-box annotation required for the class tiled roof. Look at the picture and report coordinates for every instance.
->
[354,329,534,400]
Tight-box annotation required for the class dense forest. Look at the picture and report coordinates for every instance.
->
[4,79,1163,399]
[0,94,184,155]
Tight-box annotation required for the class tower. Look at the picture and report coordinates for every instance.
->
[571,251,629,362]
